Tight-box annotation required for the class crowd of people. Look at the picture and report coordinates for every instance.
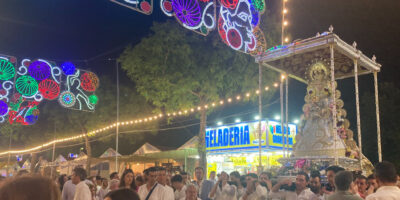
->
[0,161,399,200]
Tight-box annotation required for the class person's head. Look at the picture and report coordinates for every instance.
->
[326,166,345,186]
[230,171,240,182]
[88,183,96,197]
[181,171,188,183]
[104,188,140,200]
[96,176,102,185]
[367,174,378,190]
[135,175,144,187]
[355,175,367,192]
[145,167,158,185]
[219,171,229,181]
[374,161,398,186]
[171,174,184,190]
[295,171,309,191]
[334,171,353,191]
[102,178,109,188]
[120,169,136,189]
[310,171,321,194]
[195,167,204,181]
[209,171,216,180]
[110,172,119,180]
[157,167,167,185]
[72,167,86,185]
[0,175,60,200]
[185,184,198,200]
[245,173,258,186]
[109,179,120,191]
[58,174,68,188]
[259,172,271,182]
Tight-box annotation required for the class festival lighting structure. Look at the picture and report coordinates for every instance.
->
[0,80,284,156]
[274,115,281,120]
[281,0,289,44]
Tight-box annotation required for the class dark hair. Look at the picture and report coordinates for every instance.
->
[195,167,204,172]
[247,173,258,179]
[367,174,376,180]
[110,172,119,180]
[96,176,102,181]
[58,174,67,191]
[73,167,87,181]
[240,175,247,188]
[375,161,398,183]
[119,169,137,190]
[145,167,157,175]
[310,170,321,179]
[136,176,144,183]
[326,166,345,174]
[334,171,353,191]
[355,175,367,181]
[171,175,183,183]
[260,172,271,179]
[105,188,140,200]
[0,175,60,200]
[157,167,166,172]
[230,171,240,179]
[297,171,310,182]
[181,171,188,176]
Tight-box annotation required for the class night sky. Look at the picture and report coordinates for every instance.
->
[1,0,400,151]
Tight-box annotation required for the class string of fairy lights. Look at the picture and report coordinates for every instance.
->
[282,0,289,44]
[0,77,287,156]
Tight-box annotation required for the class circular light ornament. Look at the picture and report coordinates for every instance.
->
[80,72,99,92]
[172,0,202,27]
[0,101,8,116]
[89,94,98,105]
[0,58,16,80]
[59,91,76,108]
[15,75,39,96]
[61,61,76,75]
[38,79,60,100]
[28,60,51,81]
[250,0,265,13]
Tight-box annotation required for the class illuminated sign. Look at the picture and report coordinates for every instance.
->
[205,120,297,151]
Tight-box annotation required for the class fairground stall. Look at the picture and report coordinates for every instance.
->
[206,120,297,174]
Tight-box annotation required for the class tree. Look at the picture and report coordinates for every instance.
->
[119,20,279,170]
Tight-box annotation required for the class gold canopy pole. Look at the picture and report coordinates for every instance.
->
[354,58,363,170]
[329,39,338,165]
[373,71,382,162]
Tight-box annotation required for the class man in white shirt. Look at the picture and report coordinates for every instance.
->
[72,167,92,200]
[270,171,319,200]
[157,167,175,200]
[366,161,400,200]
[209,171,217,184]
[172,174,187,200]
[209,171,237,200]
[240,173,268,200]
[97,178,110,200]
[138,167,166,200]
[62,179,76,200]
[192,167,214,200]
[181,184,201,200]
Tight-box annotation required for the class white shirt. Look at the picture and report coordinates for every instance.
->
[138,183,166,200]
[174,185,187,200]
[269,188,319,200]
[97,187,109,200]
[74,181,92,200]
[239,185,268,200]
[366,186,400,200]
[163,185,175,200]
[179,198,201,200]
[62,180,76,200]
[209,183,237,200]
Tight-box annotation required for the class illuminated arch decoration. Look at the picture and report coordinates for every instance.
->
[15,75,39,97]
[61,62,76,75]
[28,60,52,81]
[218,0,263,54]
[0,58,15,80]
[109,0,153,15]
[59,69,99,111]
[80,72,99,92]
[38,79,60,100]
[171,0,216,36]
[249,26,267,56]
[160,0,174,16]
[8,98,40,125]
[58,91,76,108]
[250,0,265,13]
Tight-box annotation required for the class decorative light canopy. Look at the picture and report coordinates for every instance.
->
[109,0,153,15]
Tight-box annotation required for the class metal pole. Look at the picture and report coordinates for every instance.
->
[373,72,382,162]
[50,122,56,178]
[115,60,120,172]
[285,77,289,156]
[7,133,11,177]
[353,59,363,170]
[258,63,263,172]
[280,78,285,157]
[330,44,338,165]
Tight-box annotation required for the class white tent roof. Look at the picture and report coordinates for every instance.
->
[100,148,121,158]
[178,136,199,150]
[75,152,88,160]
[134,143,161,155]
[55,155,67,163]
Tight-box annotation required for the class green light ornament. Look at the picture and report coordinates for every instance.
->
[89,94,98,105]
[251,0,265,13]
[16,75,39,96]
[0,58,16,80]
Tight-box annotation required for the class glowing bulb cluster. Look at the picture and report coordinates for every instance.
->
[282,0,290,44]
[0,80,285,156]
